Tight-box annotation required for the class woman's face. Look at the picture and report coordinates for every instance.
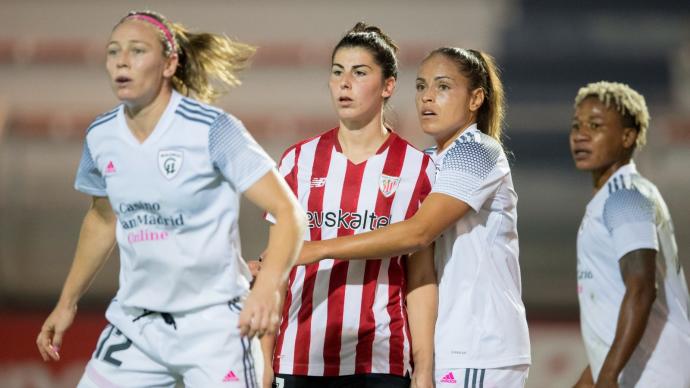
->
[106,19,177,107]
[329,46,395,127]
[415,54,483,147]
[570,96,637,177]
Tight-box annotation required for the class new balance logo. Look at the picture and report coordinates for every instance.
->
[311,177,327,188]
[222,370,239,382]
[440,371,457,384]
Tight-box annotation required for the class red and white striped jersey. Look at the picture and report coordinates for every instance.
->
[271,128,435,377]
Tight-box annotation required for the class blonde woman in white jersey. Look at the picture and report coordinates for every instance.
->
[35,10,306,387]
[571,81,690,388]
[297,47,531,387]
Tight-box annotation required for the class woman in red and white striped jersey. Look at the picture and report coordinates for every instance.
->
[262,22,437,388]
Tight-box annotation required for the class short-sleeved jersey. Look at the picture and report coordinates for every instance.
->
[427,124,531,369]
[270,128,435,377]
[75,90,275,313]
[577,162,690,381]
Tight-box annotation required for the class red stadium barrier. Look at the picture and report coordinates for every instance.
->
[0,311,106,388]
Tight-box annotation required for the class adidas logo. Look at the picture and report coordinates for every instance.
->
[440,371,457,384]
[222,370,239,382]
[105,161,116,174]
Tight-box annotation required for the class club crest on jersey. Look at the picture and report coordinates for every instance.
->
[158,150,183,180]
[379,174,400,198]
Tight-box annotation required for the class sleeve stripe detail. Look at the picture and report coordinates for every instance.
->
[441,141,500,180]
[86,111,117,132]
[603,188,656,233]
[94,106,119,120]
[181,98,222,116]
[174,110,214,126]
[177,103,219,121]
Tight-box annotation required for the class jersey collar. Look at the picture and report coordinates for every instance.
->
[118,90,182,147]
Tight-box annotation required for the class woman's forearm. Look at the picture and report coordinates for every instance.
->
[406,245,438,375]
[57,199,117,308]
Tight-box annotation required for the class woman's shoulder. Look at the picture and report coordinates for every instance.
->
[279,127,338,160]
[85,105,121,134]
[176,96,227,127]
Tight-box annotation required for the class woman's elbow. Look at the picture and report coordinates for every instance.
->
[409,223,434,252]
[279,200,307,237]
[292,207,308,237]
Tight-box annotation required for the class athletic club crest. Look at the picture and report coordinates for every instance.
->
[379,174,401,198]
[158,150,183,179]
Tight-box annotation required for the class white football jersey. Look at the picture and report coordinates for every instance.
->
[577,162,690,383]
[75,90,275,312]
[427,124,531,369]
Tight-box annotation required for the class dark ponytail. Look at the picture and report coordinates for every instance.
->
[332,22,399,81]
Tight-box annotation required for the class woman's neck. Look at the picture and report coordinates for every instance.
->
[338,114,390,164]
[436,121,476,152]
[124,87,173,143]
[591,157,632,193]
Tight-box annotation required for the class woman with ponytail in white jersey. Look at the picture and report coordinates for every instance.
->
[571,81,690,388]
[297,48,532,387]
[262,23,437,388]
[35,10,306,388]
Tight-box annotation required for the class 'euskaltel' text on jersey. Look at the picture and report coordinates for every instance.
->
[75,90,275,312]
[577,162,690,382]
[267,128,435,377]
[427,124,531,369]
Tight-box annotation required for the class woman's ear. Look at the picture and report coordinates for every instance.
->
[622,126,638,150]
[163,53,179,78]
[381,76,396,99]
[469,87,485,112]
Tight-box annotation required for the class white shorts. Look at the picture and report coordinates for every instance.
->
[435,365,529,388]
[77,299,262,388]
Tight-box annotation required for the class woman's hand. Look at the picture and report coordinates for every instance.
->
[36,304,77,361]
[238,281,280,338]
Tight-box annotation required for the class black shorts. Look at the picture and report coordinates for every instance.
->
[273,373,410,388]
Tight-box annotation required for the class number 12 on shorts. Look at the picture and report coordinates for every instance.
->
[93,324,133,367]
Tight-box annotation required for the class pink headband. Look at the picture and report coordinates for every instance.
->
[127,14,176,54]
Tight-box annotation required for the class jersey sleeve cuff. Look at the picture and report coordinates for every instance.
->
[612,222,658,260]
[235,162,275,193]
[430,188,481,212]
[74,184,107,197]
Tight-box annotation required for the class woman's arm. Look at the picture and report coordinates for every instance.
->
[36,196,117,361]
[299,193,470,264]
[406,244,437,388]
[573,365,594,388]
[240,170,307,338]
[595,249,657,387]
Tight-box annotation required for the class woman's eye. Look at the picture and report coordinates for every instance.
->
[415,83,425,91]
